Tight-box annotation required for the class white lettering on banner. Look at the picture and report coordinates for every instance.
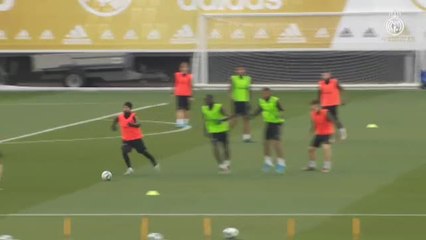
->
[39,30,55,40]
[254,28,269,39]
[123,30,139,40]
[231,29,245,39]
[79,0,132,17]
[15,30,31,40]
[63,25,92,45]
[177,0,283,11]
[101,30,115,40]
[170,24,196,44]
[0,30,7,40]
[147,30,161,40]
[315,28,330,38]
[277,23,306,43]
[209,29,222,39]
[0,0,14,11]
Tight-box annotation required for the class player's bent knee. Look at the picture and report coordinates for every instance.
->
[322,144,331,150]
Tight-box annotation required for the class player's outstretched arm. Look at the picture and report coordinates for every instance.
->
[249,105,262,119]
[111,117,119,131]
[219,107,234,122]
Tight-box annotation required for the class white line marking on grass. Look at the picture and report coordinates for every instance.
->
[0,103,168,144]
[3,122,191,145]
[2,213,426,217]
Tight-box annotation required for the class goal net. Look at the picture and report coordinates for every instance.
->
[195,12,426,89]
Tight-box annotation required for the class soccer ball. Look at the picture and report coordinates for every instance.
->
[223,227,239,239]
[147,233,164,240]
[101,171,112,181]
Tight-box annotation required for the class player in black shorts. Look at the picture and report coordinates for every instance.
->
[174,62,193,128]
[304,100,343,173]
[202,95,232,173]
[112,102,159,175]
[251,88,286,174]
[230,66,252,142]
[318,72,347,140]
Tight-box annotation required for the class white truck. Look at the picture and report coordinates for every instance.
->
[1,53,170,87]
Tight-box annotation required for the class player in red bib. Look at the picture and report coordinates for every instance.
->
[318,72,347,140]
[174,62,193,128]
[304,100,344,173]
[112,102,159,175]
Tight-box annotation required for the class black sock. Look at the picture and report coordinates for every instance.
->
[122,152,132,168]
[141,151,158,167]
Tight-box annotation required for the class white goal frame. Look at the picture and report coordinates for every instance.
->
[195,12,424,90]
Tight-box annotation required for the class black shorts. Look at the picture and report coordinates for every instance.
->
[211,132,228,145]
[265,123,282,140]
[311,135,331,148]
[176,96,190,110]
[323,105,338,120]
[122,139,146,153]
[233,101,249,116]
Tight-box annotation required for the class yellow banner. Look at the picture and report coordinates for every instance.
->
[0,0,347,51]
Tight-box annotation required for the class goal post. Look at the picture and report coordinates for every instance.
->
[195,12,426,89]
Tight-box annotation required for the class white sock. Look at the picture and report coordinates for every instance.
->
[277,158,286,166]
[176,119,183,125]
[264,156,274,166]
[308,160,317,168]
[224,160,231,167]
[219,163,228,169]
[323,161,332,169]
[339,128,347,139]
[242,134,251,140]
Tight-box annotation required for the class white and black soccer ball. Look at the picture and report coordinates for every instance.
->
[147,233,164,240]
[223,227,239,239]
[101,171,112,181]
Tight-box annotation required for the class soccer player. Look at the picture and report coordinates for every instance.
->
[251,88,286,174]
[111,102,159,175]
[305,100,343,173]
[174,62,193,128]
[229,66,252,142]
[318,72,347,139]
[202,95,231,173]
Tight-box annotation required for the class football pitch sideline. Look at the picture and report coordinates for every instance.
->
[0,90,425,240]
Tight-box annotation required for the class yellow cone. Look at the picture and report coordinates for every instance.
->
[366,124,379,128]
[146,190,160,196]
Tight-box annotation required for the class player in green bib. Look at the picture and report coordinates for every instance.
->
[251,88,286,174]
[202,95,231,173]
[229,66,252,142]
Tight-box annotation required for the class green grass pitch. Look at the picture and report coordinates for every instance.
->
[0,90,425,240]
